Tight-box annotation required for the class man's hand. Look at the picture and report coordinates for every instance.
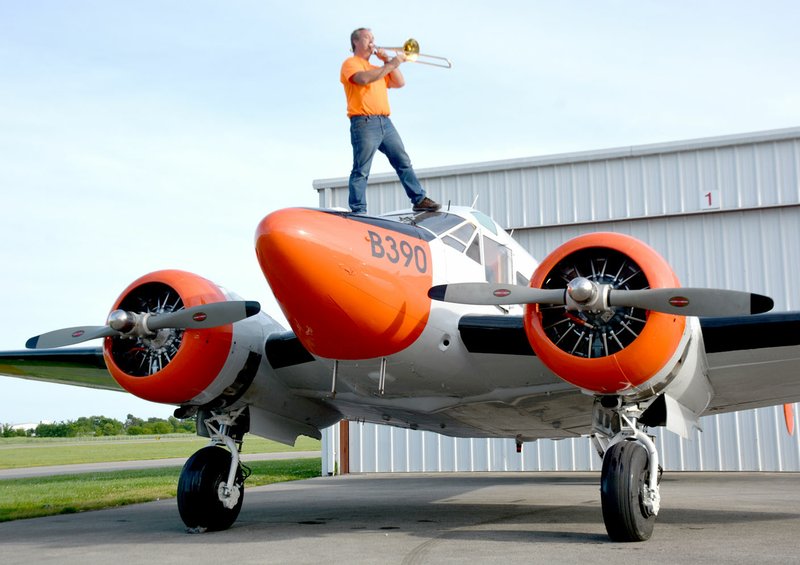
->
[375,48,392,63]
[376,49,406,67]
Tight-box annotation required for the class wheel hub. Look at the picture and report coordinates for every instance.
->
[218,482,241,510]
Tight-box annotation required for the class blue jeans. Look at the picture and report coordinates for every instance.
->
[348,115,426,213]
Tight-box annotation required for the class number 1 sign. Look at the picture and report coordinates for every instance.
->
[701,190,720,210]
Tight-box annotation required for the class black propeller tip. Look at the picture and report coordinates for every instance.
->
[751,294,774,315]
[428,285,446,301]
[245,301,261,317]
[25,336,39,350]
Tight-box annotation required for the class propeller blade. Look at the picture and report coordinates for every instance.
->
[26,326,119,350]
[25,301,261,350]
[428,283,565,306]
[608,288,773,316]
[147,300,261,331]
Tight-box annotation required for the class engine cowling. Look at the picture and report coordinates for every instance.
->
[103,270,264,405]
[523,233,688,395]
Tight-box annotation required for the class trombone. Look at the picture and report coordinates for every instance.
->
[375,38,452,69]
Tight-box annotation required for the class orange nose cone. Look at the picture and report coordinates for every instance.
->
[255,208,432,359]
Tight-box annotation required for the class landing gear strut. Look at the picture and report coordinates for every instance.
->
[593,399,661,542]
[177,409,249,532]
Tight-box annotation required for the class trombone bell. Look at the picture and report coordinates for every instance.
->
[377,38,452,69]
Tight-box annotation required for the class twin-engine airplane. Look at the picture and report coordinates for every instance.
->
[2,205,800,542]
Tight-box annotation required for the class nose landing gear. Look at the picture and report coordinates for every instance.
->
[593,400,662,542]
[177,408,250,532]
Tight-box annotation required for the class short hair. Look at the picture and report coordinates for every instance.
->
[350,27,370,51]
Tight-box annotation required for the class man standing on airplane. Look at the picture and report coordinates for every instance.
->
[340,28,441,214]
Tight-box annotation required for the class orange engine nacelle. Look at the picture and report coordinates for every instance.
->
[523,233,687,395]
[103,270,259,405]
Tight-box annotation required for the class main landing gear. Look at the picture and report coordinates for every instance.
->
[177,408,250,532]
[592,397,662,542]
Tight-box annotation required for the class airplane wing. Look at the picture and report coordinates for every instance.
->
[5,312,799,438]
[0,347,122,391]
[0,327,589,441]
[701,312,800,413]
[454,311,800,416]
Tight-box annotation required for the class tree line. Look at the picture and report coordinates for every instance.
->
[1,414,196,438]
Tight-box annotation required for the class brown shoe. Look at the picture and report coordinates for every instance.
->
[412,197,441,212]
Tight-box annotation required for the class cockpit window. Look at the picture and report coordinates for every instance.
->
[471,210,499,236]
[484,236,512,284]
[466,237,481,263]
[442,235,466,252]
[330,211,436,241]
[451,223,476,244]
[442,222,477,253]
[383,211,464,236]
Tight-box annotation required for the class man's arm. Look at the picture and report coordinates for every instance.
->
[350,51,406,88]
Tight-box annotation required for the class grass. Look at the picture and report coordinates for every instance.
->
[0,434,320,469]
[0,457,322,522]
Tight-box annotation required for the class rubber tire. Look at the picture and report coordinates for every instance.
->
[600,440,656,542]
[177,446,244,531]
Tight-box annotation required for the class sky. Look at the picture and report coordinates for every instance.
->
[1,1,799,425]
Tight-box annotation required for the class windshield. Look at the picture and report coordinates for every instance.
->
[382,211,465,237]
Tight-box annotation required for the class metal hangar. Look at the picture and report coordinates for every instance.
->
[312,127,800,474]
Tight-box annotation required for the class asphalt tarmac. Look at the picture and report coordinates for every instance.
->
[2,471,799,564]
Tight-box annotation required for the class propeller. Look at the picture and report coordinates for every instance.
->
[26,300,261,349]
[428,277,773,317]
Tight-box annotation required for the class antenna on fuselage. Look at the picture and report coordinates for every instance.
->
[470,194,479,209]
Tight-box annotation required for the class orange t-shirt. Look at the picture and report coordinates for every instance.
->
[340,56,392,118]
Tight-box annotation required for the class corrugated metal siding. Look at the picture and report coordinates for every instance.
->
[315,128,800,473]
[514,207,800,311]
[313,127,800,228]
[321,404,800,473]
[323,425,603,474]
